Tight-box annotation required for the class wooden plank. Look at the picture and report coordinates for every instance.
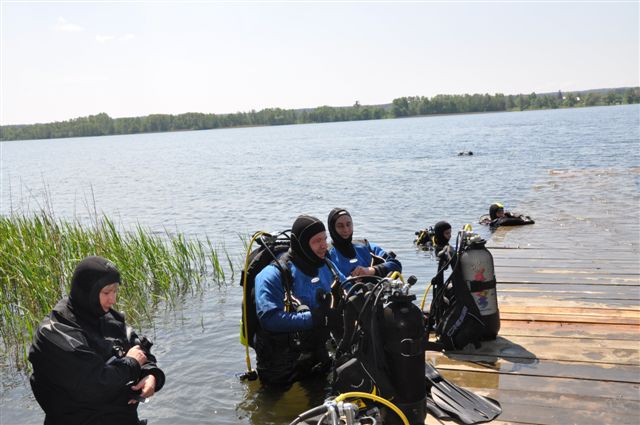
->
[496,268,640,278]
[498,282,640,295]
[491,257,638,266]
[499,296,639,309]
[484,395,638,425]
[442,335,640,366]
[490,249,640,261]
[439,370,640,401]
[499,311,640,326]
[498,293,640,309]
[427,354,640,384]
[499,305,640,319]
[499,320,640,341]
[495,274,639,286]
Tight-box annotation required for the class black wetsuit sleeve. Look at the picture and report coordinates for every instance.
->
[32,336,141,404]
[140,356,165,391]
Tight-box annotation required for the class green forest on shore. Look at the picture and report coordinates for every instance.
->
[2,87,638,142]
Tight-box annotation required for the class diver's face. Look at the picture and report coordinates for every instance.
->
[99,283,119,312]
[309,231,328,259]
[496,209,505,218]
[334,215,353,239]
[443,228,452,241]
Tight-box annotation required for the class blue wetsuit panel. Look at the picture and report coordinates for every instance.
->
[255,261,340,333]
[328,242,401,277]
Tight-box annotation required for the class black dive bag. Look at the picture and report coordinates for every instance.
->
[332,276,428,425]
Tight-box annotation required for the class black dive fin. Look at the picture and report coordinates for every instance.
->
[426,396,451,420]
[425,363,501,425]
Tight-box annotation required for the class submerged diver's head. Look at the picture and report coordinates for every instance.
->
[433,221,452,247]
[489,203,505,220]
[69,255,121,319]
[290,215,327,275]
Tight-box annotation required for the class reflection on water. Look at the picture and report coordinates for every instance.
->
[1,105,638,425]
[236,378,330,425]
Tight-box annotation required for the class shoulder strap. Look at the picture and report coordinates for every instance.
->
[274,254,295,309]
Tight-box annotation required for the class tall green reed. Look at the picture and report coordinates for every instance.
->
[0,211,233,369]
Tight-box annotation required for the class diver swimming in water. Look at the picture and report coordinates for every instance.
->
[480,202,535,229]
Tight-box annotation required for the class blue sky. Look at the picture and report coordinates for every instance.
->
[1,1,638,125]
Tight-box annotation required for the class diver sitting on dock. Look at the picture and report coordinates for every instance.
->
[254,215,345,387]
[480,202,535,229]
[326,208,401,277]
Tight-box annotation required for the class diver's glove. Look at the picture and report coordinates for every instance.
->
[311,289,332,328]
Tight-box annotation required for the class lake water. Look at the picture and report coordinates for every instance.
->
[1,105,638,425]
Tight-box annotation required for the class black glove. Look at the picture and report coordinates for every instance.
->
[311,289,331,327]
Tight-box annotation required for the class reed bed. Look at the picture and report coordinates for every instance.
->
[0,211,232,369]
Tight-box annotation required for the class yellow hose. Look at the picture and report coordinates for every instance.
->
[241,231,269,374]
[334,392,410,425]
[388,271,405,283]
[420,282,432,311]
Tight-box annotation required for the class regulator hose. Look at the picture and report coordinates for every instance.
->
[334,392,410,425]
[288,404,331,425]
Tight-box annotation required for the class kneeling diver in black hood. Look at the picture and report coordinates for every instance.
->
[254,215,346,387]
[29,256,165,425]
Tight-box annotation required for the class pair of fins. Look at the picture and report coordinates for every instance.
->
[425,363,502,424]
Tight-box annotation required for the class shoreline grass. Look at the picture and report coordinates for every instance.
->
[0,211,232,369]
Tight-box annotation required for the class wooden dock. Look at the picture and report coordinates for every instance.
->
[426,168,640,425]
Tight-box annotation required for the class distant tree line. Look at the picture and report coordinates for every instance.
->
[2,87,638,141]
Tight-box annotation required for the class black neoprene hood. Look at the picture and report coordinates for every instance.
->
[69,255,121,318]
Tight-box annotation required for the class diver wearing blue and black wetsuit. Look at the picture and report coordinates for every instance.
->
[254,215,346,386]
[326,208,402,278]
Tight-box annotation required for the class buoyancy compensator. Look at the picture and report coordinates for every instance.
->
[413,226,435,250]
[239,230,291,380]
[427,227,500,350]
[331,274,428,425]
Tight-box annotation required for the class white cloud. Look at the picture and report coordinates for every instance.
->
[96,34,116,43]
[61,74,110,84]
[95,34,136,43]
[53,17,83,32]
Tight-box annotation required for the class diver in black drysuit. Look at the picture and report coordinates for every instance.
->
[429,221,456,329]
[488,203,535,229]
[29,256,165,425]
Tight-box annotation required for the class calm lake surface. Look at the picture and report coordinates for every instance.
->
[1,105,639,425]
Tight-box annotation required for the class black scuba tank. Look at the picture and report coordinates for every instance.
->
[381,288,427,425]
[459,238,500,340]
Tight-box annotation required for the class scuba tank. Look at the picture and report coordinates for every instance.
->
[457,231,500,340]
